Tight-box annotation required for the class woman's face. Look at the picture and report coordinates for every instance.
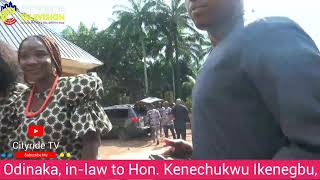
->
[19,37,53,83]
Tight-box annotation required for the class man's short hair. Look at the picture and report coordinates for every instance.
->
[176,98,183,105]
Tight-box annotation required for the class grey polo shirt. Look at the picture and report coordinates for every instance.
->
[192,17,320,159]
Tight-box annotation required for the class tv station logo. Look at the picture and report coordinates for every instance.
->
[0,1,17,25]
[0,2,65,26]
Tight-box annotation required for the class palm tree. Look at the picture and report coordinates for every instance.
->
[111,0,157,96]
[183,32,212,74]
[106,0,210,100]
[154,0,207,99]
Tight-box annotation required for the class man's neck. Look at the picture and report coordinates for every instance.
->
[208,16,244,46]
[34,75,55,93]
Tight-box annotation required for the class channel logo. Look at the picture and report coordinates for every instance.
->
[0,1,17,26]
[28,125,44,137]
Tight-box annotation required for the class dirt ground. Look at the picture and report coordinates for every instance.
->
[98,129,192,160]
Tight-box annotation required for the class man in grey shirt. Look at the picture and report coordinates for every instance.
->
[164,0,320,159]
[161,101,176,139]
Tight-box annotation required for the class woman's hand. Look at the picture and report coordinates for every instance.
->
[81,131,101,160]
[162,138,193,159]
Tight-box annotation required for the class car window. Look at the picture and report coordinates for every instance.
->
[128,108,138,118]
[105,109,128,118]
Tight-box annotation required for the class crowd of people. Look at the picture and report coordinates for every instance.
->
[145,99,190,145]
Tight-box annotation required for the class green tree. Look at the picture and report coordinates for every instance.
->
[61,0,211,106]
[62,23,146,105]
[154,0,209,99]
[111,0,158,96]
[62,23,99,54]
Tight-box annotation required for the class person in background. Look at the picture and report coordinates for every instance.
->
[171,99,189,140]
[164,0,320,160]
[0,40,24,82]
[146,104,161,145]
[0,52,27,159]
[157,102,165,137]
[161,101,176,139]
[171,102,175,108]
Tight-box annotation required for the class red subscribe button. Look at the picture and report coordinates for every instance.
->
[15,152,56,159]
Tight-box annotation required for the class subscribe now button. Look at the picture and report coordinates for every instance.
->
[15,152,56,159]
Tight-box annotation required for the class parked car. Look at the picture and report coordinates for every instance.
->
[103,104,150,140]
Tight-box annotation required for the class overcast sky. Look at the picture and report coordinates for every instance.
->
[9,0,320,46]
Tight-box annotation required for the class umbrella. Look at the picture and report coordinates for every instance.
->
[139,97,163,104]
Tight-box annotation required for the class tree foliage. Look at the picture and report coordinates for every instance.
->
[62,0,211,107]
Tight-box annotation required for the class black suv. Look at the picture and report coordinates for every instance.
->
[103,104,150,140]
